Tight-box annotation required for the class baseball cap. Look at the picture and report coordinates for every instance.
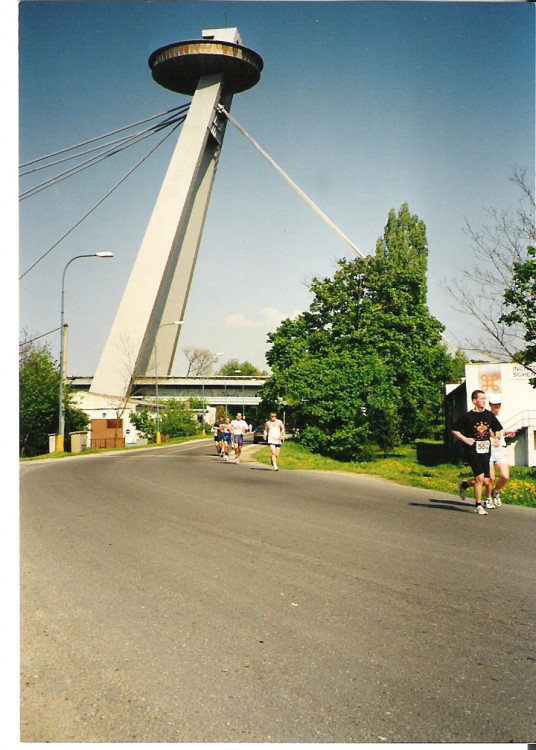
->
[488,395,502,404]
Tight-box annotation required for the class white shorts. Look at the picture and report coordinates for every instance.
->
[491,446,507,465]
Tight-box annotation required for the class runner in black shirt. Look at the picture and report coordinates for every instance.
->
[452,389,503,515]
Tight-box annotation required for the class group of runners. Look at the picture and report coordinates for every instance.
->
[213,411,285,470]
[211,393,514,499]
[452,390,515,515]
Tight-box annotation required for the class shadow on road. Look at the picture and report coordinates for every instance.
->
[409,498,473,512]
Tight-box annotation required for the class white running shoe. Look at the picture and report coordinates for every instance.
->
[235,458,239,464]
[474,504,488,515]
[484,499,495,510]
[494,494,502,507]
[458,480,467,501]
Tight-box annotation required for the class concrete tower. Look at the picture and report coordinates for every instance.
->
[90,28,263,398]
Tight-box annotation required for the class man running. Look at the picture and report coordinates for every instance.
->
[452,389,503,515]
[487,396,516,507]
[221,417,233,461]
[265,412,285,471]
[213,417,225,457]
[230,412,249,464]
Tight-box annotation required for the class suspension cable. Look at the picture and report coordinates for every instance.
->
[19,327,61,346]
[20,112,187,177]
[217,105,365,259]
[20,113,187,201]
[19,104,190,168]
[19,122,182,280]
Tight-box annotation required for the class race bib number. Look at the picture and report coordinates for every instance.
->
[476,440,490,454]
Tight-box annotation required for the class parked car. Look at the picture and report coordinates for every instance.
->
[253,424,267,444]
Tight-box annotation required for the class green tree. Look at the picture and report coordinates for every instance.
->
[500,245,536,385]
[160,399,199,438]
[262,204,457,460]
[129,408,157,442]
[130,400,199,441]
[19,340,88,457]
[217,358,266,376]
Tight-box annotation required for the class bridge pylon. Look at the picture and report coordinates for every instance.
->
[90,28,263,398]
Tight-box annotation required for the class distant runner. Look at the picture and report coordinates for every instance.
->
[213,418,225,457]
[230,412,249,464]
[221,417,234,461]
[265,412,285,471]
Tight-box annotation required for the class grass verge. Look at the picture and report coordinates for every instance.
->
[254,441,536,509]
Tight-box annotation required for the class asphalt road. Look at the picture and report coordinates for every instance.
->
[20,439,535,743]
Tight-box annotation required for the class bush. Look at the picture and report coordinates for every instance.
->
[416,439,450,467]
[297,424,376,462]
[20,343,88,457]
[503,480,536,508]
[130,409,157,442]
[160,399,199,438]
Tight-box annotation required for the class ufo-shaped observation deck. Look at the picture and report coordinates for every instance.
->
[148,39,264,96]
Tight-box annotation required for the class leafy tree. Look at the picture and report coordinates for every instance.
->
[449,348,470,383]
[188,397,205,410]
[130,399,199,440]
[217,358,266,376]
[20,339,88,457]
[160,399,199,437]
[262,204,457,460]
[500,245,536,385]
[129,408,157,442]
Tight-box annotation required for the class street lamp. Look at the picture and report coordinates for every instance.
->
[234,369,245,417]
[57,252,114,453]
[201,351,224,435]
[154,320,183,444]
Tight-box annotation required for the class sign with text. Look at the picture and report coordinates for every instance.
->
[510,364,536,380]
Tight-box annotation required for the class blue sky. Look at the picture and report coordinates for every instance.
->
[18,0,535,376]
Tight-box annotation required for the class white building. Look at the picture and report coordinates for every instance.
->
[70,389,145,447]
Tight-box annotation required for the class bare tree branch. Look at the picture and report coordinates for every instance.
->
[183,346,220,377]
[444,168,535,363]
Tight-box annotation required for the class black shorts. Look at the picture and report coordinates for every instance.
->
[465,450,491,478]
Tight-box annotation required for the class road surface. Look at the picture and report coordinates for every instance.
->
[20,439,535,742]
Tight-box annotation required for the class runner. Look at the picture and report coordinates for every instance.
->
[230,412,249,464]
[221,417,234,461]
[265,411,285,471]
[452,389,503,515]
[213,417,225,457]
[487,396,517,507]
[457,395,516,509]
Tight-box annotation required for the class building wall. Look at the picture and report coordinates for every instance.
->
[71,390,142,446]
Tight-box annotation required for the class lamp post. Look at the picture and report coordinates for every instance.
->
[234,369,244,417]
[57,252,114,453]
[201,351,224,435]
[213,352,223,425]
[154,320,183,444]
[201,375,206,435]
[224,363,229,418]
